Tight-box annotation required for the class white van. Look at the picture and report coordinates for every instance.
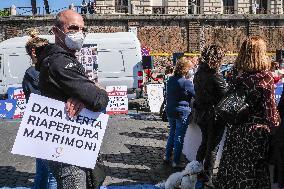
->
[0,32,143,98]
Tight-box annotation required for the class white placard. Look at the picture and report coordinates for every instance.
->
[182,123,202,161]
[106,86,128,115]
[147,84,164,113]
[12,94,109,169]
[182,123,226,171]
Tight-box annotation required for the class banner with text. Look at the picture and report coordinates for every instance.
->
[147,84,164,113]
[12,94,109,169]
[106,86,128,115]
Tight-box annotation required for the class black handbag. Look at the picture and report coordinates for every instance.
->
[214,84,250,124]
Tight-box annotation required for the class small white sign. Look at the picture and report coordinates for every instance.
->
[106,86,128,115]
[147,84,164,113]
[12,94,109,169]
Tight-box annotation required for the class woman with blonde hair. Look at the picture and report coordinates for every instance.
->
[214,36,280,189]
[164,56,195,167]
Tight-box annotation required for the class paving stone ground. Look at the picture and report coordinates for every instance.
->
[100,112,188,186]
[0,111,188,188]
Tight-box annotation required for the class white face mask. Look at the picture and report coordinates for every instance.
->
[56,26,85,51]
[65,32,85,51]
[281,78,284,83]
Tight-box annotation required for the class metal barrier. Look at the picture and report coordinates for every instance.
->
[74,5,129,14]
[16,7,41,15]
[15,6,67,15]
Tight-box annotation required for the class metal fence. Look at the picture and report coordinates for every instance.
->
[13,6,67,15]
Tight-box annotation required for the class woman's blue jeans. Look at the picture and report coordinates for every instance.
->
[165,115,189,164]
[33,158,57,189]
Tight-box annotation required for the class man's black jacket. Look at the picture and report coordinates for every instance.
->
[36,44,109,111]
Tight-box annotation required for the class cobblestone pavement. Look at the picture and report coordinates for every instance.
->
[0,111,188,188]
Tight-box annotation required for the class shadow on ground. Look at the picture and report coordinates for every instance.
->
[128,113,162,122]
[119,132,167,141]
[119,126,168,141]
[0,166,34,187]
[101,144,188,185]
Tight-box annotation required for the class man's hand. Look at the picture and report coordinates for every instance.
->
[66,98,85,118]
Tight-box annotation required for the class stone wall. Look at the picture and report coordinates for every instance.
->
[1,14,284,54]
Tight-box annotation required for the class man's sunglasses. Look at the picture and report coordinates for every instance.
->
[67,25,88,33]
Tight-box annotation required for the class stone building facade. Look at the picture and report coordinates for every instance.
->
[94,0,283,14]
[1,14,284,55]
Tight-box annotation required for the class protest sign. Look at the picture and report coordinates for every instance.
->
[147,84,164,113]
[7,87,26,118]
[106,86,128,115]
[76,45,98,82]
[0,99,17,118]
[12,94,109,169]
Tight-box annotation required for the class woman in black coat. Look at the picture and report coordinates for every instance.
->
[193,45,228,180]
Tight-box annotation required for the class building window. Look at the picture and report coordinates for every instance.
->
[153,7,165,14]
[152,0,165,14]
[115,0,128,13]
[223,0,235,14]
[256,0,268,14]
[188,0,201,14]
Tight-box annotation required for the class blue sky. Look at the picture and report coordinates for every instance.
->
[0,0,86,14]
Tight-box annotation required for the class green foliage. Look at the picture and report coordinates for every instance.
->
[0,9,10,17]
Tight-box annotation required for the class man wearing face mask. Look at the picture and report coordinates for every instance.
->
[36,10,109,189]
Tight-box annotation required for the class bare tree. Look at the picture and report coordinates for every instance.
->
[44,0,50,14]
[31,0,37,15]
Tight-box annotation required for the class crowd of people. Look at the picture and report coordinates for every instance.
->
[164,37,284,189]
[18,6,284,189]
